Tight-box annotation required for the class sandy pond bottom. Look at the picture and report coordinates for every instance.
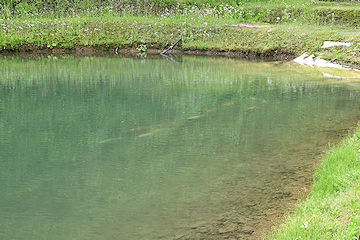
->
[1,54,360,240]
[96,116,359,240]
[192,123,358,240]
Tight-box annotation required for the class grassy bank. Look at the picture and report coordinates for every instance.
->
[2,1,360,67]
[269,127,360,239]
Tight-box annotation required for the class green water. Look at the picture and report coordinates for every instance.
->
[1,54,360,240]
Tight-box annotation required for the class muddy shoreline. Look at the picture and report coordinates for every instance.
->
[0,45,296,61]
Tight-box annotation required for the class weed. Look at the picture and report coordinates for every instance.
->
[313,43,322,52]
[136,42,147,52]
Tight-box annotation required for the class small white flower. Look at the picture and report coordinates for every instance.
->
[301,221,309,228]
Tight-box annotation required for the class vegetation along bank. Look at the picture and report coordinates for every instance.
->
[2,0,360,239]
[2,0,360,67]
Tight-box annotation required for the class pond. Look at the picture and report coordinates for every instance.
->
[0,54,360,240]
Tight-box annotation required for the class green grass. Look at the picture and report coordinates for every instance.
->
[2,1,360,69]
[2,15,360,65]
[269,130,360,239]
[1,1,360,56]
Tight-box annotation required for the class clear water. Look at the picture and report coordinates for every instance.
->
[0,54,360,240]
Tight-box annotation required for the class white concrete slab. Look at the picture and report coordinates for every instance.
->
[321,41,353,48]
[292,52,344,68]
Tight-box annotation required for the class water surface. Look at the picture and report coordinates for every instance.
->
[1,54,360,240]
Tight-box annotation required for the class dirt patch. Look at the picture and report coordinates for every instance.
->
[230,23,271,29]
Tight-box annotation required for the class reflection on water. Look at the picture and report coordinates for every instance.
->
[0,54,360,240]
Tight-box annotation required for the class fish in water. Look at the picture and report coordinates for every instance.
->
[135,129,165,138]
[221,102,233,106]
[247,106,259,110]
[126,126,148,132]
[251,97,257,100]
[204,109,214,113]
[98,138,121,144]
[186,115,202,120]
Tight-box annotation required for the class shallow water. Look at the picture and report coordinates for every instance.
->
[0,54,360,240]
